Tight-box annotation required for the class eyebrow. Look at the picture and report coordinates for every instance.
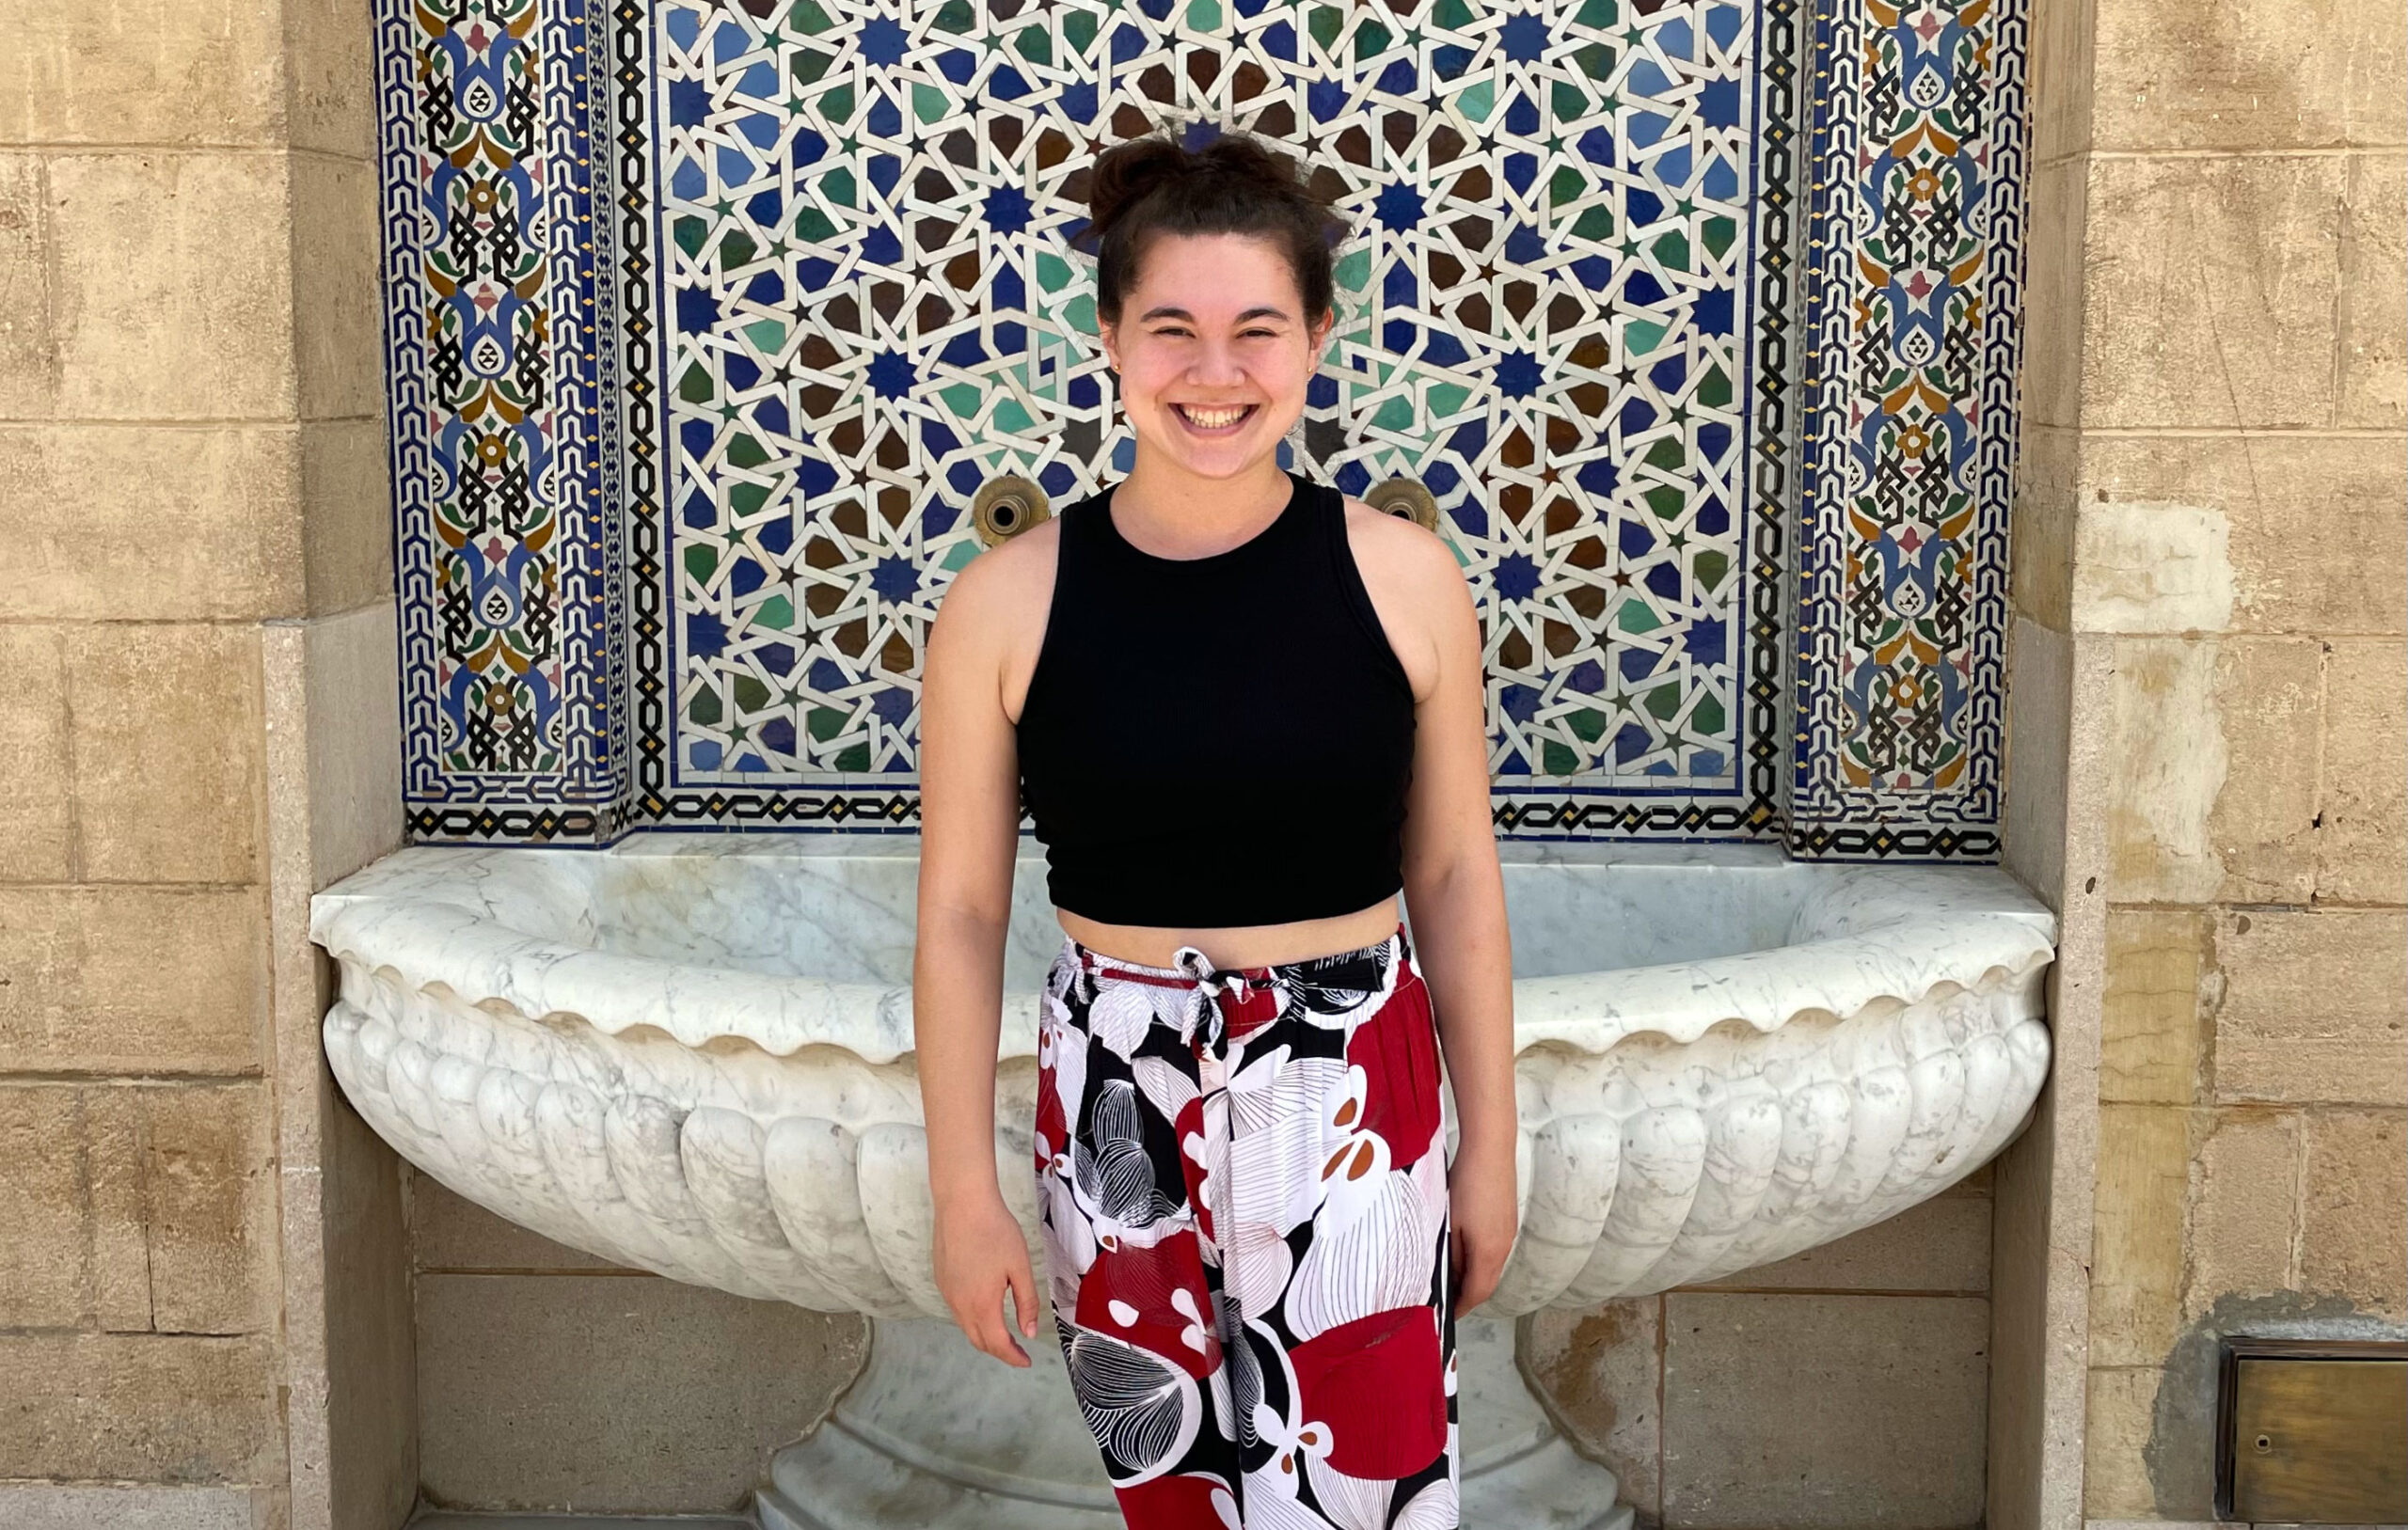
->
[1136,306,1292,324]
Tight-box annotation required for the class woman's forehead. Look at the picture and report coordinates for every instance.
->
[1125,234,1301,315]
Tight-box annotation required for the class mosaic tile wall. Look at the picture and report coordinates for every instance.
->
[377,0,2023,856]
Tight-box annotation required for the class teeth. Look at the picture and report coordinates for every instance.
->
[1179,404,1250,429]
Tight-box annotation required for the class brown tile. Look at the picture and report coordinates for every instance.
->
[2080,156,2343,431]
[0,1333,277,1482]
[2183,1109,2300,1318]
[2091,1103,2192,1367]
[0,0,286,146]
[2300,1110,2407,1320]
[48,152,294,420]
[0,625,72,882]
[65,623,264,886]
[0,424,306,622]
[1522,1299,1661,1518]
[2318,640,2408,905]
[2213,908,2408,1107]
[0,887,266,1075]
[0,153,51,418]
[415,1273,866,1513]
[1659,1292,1988,1527]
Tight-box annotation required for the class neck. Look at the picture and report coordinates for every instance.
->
[1112,442,1293,560]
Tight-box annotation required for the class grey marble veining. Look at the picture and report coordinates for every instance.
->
[312,833,2052,1528]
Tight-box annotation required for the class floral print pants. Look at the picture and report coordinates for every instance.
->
[1033,923,1459,1530]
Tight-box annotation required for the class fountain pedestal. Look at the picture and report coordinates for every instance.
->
[756,1316,1630,1530]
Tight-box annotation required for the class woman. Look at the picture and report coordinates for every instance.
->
[912,123,1517,1530]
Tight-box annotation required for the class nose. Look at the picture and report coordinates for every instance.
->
[1183,339,1249,387]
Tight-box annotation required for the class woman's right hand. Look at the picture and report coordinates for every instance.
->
[933,1191,1042,1367]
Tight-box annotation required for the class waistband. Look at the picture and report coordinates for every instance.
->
[1060,920,1413,990]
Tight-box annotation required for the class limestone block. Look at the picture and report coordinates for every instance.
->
[0,1485,264,1530]
[2301,1111,2408,1319]
[0,1333,277,1482]
[301,419,395,617]
[2068,435,2406,638]
[2082,1365,2163,1519]
[0,0,285,145]
[414,1272,867,1513]
[2100,909,2208,1105]
[2091,1103,2191,1368]
[2023,0,2094,165]
[2090,0,2404,150]
[2318,640,2408,905]
[85,1088,154,1330]
[0,887,265,1074]
[1683,1191,1993,1293]
[1659,1292,1989,1528]
[2011,423,2076,630]
[1522,1299,1661,1520]
[2339,152,2406,431]
[2074,502,2235,636]
[2213,908,2408,1107]
[141,1083,276,1334]
[0,1087,87,1328]
[289,153,382,422]
[2081,155,2343,431]
[66,623,264,885]
[2105,637,2321,905]
[2020,157,2089,433]
[0,424,306,622]
[0,153,49,418]
[0,624,71,881]
[2183,1110,2299,1318]
[282,0,379,161]
[48,153,294,421]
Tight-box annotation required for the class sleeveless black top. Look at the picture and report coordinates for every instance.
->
[1014,471,1418,927]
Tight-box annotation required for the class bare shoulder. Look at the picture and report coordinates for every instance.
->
[935,513,1060,636]
[1339,494,1470,603]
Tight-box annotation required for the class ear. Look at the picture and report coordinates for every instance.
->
[1098,318,1120,371]
[1309,307,1337,366]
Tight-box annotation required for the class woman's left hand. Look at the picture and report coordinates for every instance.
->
[1446,1137,1519,1317]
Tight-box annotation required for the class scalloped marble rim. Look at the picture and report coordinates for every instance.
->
[309,838,2055,1063]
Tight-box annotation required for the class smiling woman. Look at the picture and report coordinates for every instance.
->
[911,122,1520,1530]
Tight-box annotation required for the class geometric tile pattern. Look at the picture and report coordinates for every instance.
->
[649,0,1775,821]
[375,0,2027,857]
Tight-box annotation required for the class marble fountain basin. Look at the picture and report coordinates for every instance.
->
[311,836,2055,1530]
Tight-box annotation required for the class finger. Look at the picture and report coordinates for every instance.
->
[1009,1254,1041,1340]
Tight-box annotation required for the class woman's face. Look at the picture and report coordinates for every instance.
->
[1099,231,1334,481]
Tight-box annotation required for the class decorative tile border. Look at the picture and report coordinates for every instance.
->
[1792,0,2021,857]
[379,0,2025,859]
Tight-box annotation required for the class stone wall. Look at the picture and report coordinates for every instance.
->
[2009,0,2408,1522]
[0,3,411,1527]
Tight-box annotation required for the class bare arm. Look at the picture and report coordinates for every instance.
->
[913,538,1044,1364]
[1375,512,1519,1313]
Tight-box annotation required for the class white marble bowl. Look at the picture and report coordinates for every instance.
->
[310,835,2055,1528]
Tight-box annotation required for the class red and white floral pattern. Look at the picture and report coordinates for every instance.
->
[1035,924,1458,1529]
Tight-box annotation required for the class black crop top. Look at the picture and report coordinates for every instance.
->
[1014,471,1418,927]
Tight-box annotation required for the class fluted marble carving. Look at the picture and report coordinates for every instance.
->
[312,837,2054,1528]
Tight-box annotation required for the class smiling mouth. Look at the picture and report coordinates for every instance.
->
[1173,402,1259,434]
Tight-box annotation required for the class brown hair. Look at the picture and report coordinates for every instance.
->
[1069,122,1353,332]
